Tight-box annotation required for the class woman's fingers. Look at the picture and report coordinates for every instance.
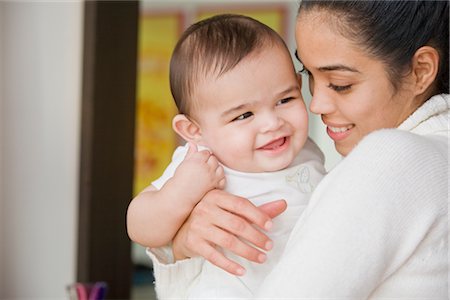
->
[258,199,287,219]
[211,190,274,231]
[195,218,269,263]
[172,189,286,275]
[185,223,265,275]
[195,190,275,259]
[173,228,245,275]
[173,207,250,276]
[212,208,272,251]
[198,243,246,276]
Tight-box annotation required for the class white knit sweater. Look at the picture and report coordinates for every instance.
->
[148,94,449,299]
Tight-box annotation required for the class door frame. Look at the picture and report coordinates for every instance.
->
[77,1,138,298]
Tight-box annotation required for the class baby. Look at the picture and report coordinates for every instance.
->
[127,14,326,298]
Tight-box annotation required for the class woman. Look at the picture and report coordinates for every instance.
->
[148,1,449,298]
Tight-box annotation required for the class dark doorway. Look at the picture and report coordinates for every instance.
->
[77,1,138,298]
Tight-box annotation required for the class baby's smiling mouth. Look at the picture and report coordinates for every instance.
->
[259,137,287,150]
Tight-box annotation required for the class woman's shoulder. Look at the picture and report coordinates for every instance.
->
[315,128,447,216]
[326,128,448,194]
[350,128,447,165]
[334,129,448,206]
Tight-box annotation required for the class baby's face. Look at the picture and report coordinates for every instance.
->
[191,44,309,172]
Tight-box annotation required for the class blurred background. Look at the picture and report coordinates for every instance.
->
[0,1,340,299]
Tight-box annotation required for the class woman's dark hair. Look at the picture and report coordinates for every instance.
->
[170,14,288,116]
[298,0,449,95]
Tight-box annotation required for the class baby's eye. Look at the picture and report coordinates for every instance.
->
[277,97,294,105]
[232,111,253,121]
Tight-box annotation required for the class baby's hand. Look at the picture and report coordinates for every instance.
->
[175,143,226,199]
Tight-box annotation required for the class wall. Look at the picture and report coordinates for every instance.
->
[0,1,4,294]
[0,1,83,298]
[0,1,340,297]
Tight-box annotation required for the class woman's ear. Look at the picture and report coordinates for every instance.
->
[172,114,202,143]
[411,46,439,95]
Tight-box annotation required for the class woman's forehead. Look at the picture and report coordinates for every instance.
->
[295,16,370,69]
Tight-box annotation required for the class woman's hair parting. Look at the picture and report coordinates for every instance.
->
[170,14,287,116]
[299,0,449,95]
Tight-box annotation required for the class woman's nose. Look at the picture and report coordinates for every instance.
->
[309,89,336,115]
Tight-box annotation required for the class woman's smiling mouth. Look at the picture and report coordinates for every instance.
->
[326,124,355,141]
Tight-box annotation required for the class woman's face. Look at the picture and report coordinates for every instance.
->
[296,11,417,156]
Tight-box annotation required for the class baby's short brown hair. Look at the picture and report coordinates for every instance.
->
[169,14,289,117]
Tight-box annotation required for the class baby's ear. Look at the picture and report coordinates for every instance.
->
[172,114,202,143]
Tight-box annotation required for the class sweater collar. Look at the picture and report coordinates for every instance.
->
[398,94,449,135]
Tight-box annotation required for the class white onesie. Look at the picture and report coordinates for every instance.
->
[151,137,326,298]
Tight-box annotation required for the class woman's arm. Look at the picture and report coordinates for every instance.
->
[150,130,447,298]
[257,130,448,297]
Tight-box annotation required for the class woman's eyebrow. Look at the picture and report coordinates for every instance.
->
[318,64,360,73]
[295,50,360,73]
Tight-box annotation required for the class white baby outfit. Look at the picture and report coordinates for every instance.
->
[151,137,326,298]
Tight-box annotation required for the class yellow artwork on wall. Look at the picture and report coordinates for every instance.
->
[197,8,286,37]
[134,6,287,196]
[133,13,182,195]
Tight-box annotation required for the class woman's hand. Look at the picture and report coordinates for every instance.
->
[172,189,287,276]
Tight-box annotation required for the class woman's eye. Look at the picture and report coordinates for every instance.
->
[277,97,294,105]
[232,111,253,121]
[328,83,352,92]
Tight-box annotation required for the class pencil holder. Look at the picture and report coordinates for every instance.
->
[66,281,108,300]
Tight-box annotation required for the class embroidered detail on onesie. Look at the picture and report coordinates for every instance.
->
[286,166,314,193]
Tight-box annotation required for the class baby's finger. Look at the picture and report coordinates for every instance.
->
[192,149,211,162]
[217,178,226,189]
[206,154,220,168]
[215,164,224,176]
[215,166,225,184]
